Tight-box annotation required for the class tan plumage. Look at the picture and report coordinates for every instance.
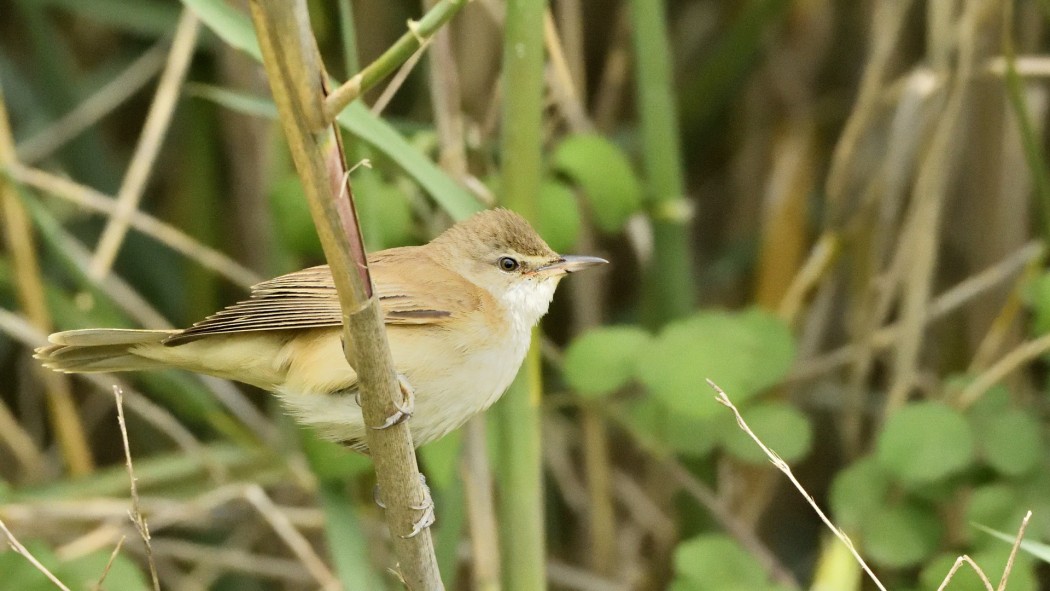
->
[35,209,606,452]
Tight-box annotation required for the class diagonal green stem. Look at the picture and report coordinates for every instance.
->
[324,0,468,121]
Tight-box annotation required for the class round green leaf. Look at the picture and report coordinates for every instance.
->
[564,326,652,397]
[674,534,769,588]
[965,484,1023,546]
[720,402,812,464]
[829,457,891,531]
[626,397,720,457]
[875,402,975,486]
[535,180,582,253]
[861,503,942,568]
[550,134,642,232]
[977,410,1042,477]
[637,309,795,420]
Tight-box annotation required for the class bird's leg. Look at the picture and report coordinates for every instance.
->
[371,373,414,429]
[372,474,436,538]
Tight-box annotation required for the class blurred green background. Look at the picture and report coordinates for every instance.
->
[1,0,1049,589]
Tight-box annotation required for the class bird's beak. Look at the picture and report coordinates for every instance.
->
[536,255,609,275]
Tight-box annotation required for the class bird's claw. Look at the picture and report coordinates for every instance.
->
[403,474,435,538]
[373,474,436,538]
[370,374,415,430]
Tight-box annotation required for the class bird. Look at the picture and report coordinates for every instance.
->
[35,208,607,452]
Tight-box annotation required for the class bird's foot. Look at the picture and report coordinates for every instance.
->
[371,373,414,429]
[372,474,436,538]
[403,474,435,539]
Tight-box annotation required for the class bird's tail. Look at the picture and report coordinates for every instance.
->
[34,329,178,373]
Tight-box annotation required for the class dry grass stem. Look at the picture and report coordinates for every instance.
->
[0,516,74,591]
[90,10,200,280]
[791,241,1044,381]
[370,39,431,117]
[114,386,162,591]
[544,11,592,133]
[709,379,887,591]
[243,484,340,591]
[9,163,260,287]
[958,333,1050,408]
[0,82,95,476]
[996,510,1032,591]
[17,45,168,164]
[0,395,45,476]
[90,536,127,591]
[935,555,994,591]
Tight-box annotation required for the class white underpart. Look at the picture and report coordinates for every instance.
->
[275,274,560,447]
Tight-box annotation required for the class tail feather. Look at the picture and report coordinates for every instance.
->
[35,329,178,373]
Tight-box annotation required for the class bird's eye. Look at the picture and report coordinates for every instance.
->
[497,256,520,272]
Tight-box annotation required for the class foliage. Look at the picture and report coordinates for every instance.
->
[1,0,1049,589]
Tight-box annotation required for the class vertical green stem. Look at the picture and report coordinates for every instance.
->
[628,0,695,325]
[496,0,548,588]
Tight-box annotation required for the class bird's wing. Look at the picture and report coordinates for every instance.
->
[163,248,483,346]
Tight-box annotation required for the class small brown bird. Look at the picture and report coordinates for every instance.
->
[36,209,606,452]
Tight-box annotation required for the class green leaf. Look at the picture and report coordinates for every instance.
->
[271,174,324,258]
[875,402,975,487]
[563,326,652,398]
[673,534,770,588]
[626,397,720,457]
[976,410,1042,477]
[180,0,261,59]
[861,503,942,568]
[720,402,812,464]
[1023,270,1050,336]
[550,134,643,232]
[829,457,891,531]
[965,484,1025,546]
[974,523,1050,564]
[637,309,795,419]
[37,0,179,37]
[418,428,463,492]
[535,180,582,253]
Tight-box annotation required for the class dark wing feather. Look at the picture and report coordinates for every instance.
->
[163,248,480,346]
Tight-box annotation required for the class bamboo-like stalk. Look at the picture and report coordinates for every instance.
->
[246,2,443,588]
[0,87,94,476]
[495,0,549,588]
[627,0,695,325]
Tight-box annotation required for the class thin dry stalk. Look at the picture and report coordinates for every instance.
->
[0,395,44,476]
[90,10,200,279]
[935,555,994,591]
[242,484,340,591]
[996,511,1032,591]
[709,380,888,591]
[791,241,1043,381]
[0,517,73,591]
[371,40,431,116]
[9,163,260,288]
[544,11,592,132]
[90,536,127,591]
[114,386,162,591]
[460,419,502,590]
[958,334,1050,408]
[17,44,168,164]
[0,82,94,476]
